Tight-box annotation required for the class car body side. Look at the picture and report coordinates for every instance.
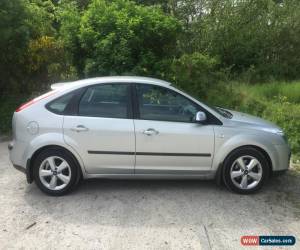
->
[9,77,290,183]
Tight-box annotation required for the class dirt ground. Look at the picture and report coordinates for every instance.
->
[0,141,299,250]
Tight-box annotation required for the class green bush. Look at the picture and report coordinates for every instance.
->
[221,85,300,158]
[63,0,181,77]
[0,95,27,135]
[262,96,300,156]
[170,53,227,99]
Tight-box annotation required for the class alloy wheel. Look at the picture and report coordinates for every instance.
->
[39,156,71,191]
[230,155,263,190]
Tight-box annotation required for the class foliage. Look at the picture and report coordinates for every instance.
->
[76,0,181,77]
[262,97,300,156]
[2,0,300,94]
[237,82,300,157]
[0,95,27,135]
[1,0,300,161]
[57,0,83,75]
[203,82,300,158]
[239,81,300,104]
[26,36,77,91]
[171,0,300,82]
[0,0,31,95]
[0,0,66,95]
[170,52,226,98]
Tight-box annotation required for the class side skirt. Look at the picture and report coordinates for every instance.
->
[83,172,216,180]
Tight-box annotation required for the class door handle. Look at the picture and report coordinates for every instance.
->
[71,125,89,132]
[143,128,159,136]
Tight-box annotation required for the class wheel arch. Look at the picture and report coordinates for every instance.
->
[215,144,273,186]
[27,145,84,183]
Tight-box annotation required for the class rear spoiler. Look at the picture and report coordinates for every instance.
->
[50,82,70,90]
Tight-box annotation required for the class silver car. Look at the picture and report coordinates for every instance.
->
[9,76,290,195]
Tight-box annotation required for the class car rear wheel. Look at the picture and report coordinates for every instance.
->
[223,147,270,194]
[33,148,79,196]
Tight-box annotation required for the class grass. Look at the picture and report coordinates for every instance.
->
[238,81,300,104]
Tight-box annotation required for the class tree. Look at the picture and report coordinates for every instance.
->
[0,0,60,95]
[61,0,181,77]
[0,0,30,94]
[170,52,224,98]
[174,0,300,81]
[57,0,83,76]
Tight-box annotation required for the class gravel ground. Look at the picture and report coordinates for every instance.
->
[0,141,299,250]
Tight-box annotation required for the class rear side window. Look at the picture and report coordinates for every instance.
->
[78,84,130,118]
[46,92,74,114]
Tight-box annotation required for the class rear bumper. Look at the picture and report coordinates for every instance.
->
[12,162,33,184]
[8,140,27,168]
[13,164,26,174]
[9,142,33,183]
[8,142,13,150]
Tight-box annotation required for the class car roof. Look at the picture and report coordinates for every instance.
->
[51,76,171,90]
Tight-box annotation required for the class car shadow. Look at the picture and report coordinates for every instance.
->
[22,172,300,231]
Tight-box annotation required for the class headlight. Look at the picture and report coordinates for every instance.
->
[260,128,288,143]
[276,131,288,143]
[276,130,284,136]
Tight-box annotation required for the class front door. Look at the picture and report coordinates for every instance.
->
[63,83,135,174]
[134,84,215,175]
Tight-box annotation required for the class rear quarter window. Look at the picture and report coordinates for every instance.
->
[46,92,74,115]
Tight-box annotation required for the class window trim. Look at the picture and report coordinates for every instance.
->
[130,83,140,119]
[46,83,133,119]
[64,88,87,115]
[132,83,222,125]
[46,81,222,125]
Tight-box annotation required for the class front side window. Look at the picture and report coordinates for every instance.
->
[79,84,130,118]
[136,84,199,122]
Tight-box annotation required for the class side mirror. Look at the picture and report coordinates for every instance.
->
[195,111,207,123]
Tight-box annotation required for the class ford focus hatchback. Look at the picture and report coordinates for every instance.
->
[9,77,290,195]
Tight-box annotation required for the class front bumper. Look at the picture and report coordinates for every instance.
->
[272,169,288,177]
[271,144,291,171]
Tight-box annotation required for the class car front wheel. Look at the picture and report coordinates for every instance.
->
[223,147,270,194]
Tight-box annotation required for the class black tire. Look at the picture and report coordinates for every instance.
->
[33,148,80,196]
[223,147,270,194]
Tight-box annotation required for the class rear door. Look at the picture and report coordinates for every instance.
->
[133,84,215,175]
[63,83,135,174]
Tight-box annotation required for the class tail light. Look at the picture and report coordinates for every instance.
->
[15,90,57,112]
